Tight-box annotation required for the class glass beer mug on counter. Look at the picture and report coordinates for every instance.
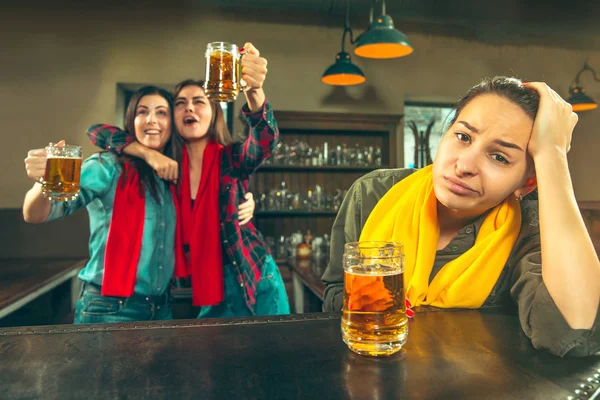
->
[204,42,246,102]
[341,241,407,357]
[42,143,82,201]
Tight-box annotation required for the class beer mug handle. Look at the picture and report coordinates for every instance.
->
[238,49,249,92]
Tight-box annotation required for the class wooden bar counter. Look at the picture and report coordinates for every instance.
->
[1,308,599,399]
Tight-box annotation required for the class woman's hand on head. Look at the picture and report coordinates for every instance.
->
[24,140,65,182]
[523,82,578,160]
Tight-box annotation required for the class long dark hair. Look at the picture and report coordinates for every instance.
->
[173,79,234,146]
[449,76,540,126]
[121,86,183,202]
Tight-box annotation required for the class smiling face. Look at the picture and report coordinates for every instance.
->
[173,84,213,142]
[133,94,172,151]
[432,94,535,217]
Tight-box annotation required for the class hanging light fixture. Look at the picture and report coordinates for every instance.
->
[354,0,413,59]
[567,61,600,112]
[321,0,366,86]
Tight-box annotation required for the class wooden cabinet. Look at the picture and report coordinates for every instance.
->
[250,111,403,240]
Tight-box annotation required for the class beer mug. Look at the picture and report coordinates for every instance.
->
[341,241,407,356]
[42,143,82,201]
[204,42,246,102]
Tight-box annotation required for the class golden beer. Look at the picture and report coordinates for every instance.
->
[204,42,243,102]
[42,144,82,201]
[341,242,407,356]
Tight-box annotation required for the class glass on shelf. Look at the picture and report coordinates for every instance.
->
[375,147,383,166]
[265,231,331,263]
[256,183,347,213]
[263,139,383,168]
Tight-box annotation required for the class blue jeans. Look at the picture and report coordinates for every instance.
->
[198,255,290,318]
[74,283,173,324]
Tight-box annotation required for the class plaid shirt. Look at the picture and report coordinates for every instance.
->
[87,100,279,313]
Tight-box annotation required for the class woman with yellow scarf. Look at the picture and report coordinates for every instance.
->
[322,77,600,357]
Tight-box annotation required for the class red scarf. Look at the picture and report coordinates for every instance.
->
[173,143,224,306]
[102,163,145,297]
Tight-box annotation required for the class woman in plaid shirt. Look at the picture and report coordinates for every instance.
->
[88,42,290,317]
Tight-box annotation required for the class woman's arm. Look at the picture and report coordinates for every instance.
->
[23,145,52,223]
[87,124,178,183]
[525,82,600,330]
[510,237,600,357]
[240,42,267,113]
[23,183,50,224]
[322,181,362,312]
[226,42,278,179]
[227,100,278,179]
[23,146,116,224]
[88,124,134,155]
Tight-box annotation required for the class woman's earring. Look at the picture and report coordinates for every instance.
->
[515,194,524,202]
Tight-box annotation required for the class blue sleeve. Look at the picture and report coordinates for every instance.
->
[46,153,119,221]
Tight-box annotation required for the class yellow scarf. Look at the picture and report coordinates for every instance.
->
[359,165,521,308]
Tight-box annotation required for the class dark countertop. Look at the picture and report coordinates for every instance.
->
[0,308,599,400]
[0,258,86,318]
[285,257,327,300]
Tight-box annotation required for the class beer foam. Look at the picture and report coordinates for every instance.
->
[345,264,402,276]
[46,156,82,159]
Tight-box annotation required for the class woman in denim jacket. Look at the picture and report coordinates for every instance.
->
[23,86,180,324]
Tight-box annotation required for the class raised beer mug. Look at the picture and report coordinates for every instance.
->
[42,143,82,201]
[204,42,247,102]
[341,241,407,356]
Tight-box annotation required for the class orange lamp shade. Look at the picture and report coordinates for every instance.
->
[321,52,366,86]
[567,86,598,112]
[354,15,413,60]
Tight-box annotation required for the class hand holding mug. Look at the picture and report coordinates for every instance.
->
[25,140,65,182]
[239,42,268,91]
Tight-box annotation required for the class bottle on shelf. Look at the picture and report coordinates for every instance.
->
[296,230,314,260]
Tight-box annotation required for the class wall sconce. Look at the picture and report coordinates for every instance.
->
[567,61,600,112]
[321,0,412,86]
